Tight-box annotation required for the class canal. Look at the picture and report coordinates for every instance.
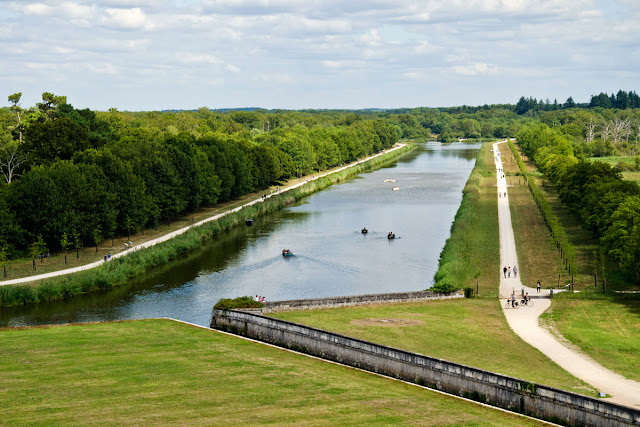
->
[0,142,481,327]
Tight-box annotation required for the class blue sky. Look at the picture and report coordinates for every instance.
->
[1,0,639,111]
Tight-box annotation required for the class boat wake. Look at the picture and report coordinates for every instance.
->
[295,255,360,276]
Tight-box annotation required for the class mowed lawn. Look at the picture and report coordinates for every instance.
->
[272,299,596,396]
[0,319,544,426]
[543,300,640,382]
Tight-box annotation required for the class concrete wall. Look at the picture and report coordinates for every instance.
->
[262,290,463,313]
[211,309,640,427]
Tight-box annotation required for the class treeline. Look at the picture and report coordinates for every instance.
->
[389,107,530,141]
[0,93,398,258]
[514,90,640,116]
[517,123,640,282]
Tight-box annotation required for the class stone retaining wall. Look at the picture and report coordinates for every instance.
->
[211,309,640,426]
[262,290,463,313]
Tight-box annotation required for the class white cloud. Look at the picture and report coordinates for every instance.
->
[102,7,152,30]
[1,0,638,110]
[452,63,497,76]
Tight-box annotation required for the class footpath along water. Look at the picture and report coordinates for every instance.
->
[494,141,640,409]
[0,142,480,328]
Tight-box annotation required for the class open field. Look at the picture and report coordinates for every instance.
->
[271,299,595,396]
[434,142,500,297]
[588,156,640,182]
[623,171,640,182]
[541,300,640,382]
[0,319,545,426]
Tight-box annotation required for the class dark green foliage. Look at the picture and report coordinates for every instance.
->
[515,122,640,283]
[463,287,475,298]
[0,145,413,307]
[213,296,264,310]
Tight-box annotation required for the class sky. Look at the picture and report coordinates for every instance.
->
[1,0,639,111]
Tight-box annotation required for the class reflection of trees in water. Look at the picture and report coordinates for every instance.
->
[0,209,309,327]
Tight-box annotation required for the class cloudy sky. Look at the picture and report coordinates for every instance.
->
[1,0,639,111]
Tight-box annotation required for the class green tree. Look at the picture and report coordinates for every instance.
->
[601,196,640,281]
[92,226,102,253]
[0,244,8,278]
[60,232,70,266]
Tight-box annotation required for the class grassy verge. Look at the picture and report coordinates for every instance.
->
[504,144,572,291]
[541,300,640,382]
[433,142,500,297]
[0,145,414,307]
[0,319,544,425]
[271,299,596,396]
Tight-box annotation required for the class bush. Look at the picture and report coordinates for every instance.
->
[431,281,457,294]
[213,296,264,310]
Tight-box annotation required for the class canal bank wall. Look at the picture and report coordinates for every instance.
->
[211,309,640,427]
[261,290,463,313]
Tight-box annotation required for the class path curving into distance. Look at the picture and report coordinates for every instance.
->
[494,140,640,409]
[1,144,406,287]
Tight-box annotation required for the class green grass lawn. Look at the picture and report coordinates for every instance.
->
[0,319,545,426]
[622,171,640,182]
[434,142,500,297]
[271,299,596,396]
[542,300,640,382]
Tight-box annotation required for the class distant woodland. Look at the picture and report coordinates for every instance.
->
[1,91,639,281]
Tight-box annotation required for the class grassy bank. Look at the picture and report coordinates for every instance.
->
[433,141,500,297]
[271,299,595,396]
[541,300,640,382]
[0,319,544,425]
[0,145,414,307]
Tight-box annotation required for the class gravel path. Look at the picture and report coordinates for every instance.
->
[494,141,640,409]
[1,144,406,286]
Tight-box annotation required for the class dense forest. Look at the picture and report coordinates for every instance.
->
[1,90,640,282]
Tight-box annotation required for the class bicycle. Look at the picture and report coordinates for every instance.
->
[520,299,534,307]
[504,300,519,309]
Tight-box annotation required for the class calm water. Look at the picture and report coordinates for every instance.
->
[0,142,480,327]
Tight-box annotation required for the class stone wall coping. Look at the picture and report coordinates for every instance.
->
[212,308,640,423]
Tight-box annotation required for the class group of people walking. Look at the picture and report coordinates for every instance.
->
[502,265,517,278]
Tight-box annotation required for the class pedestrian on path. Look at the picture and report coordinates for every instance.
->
[503,266,507,278]
[537,280,541,293]
[508,266,511,278]
[513,265,518,277]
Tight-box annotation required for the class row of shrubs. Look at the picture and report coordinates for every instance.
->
[0,145,414,307]
[508,140,577,272]
[213,296,264,310]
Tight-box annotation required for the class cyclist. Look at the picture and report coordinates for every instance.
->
[510,294,516,308]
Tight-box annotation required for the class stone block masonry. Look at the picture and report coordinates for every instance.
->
[261,290,463,313]
[211,309,640,426]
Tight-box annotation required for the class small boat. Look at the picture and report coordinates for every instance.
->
[361,227,368,234]
[282,249,294,257]
[384,179,396,183]
[392,186,400,191]
[246,218,254,226]
[387,233,396,240]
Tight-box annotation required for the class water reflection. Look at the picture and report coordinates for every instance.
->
[0,142,481,327]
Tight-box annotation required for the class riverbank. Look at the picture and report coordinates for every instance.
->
[0,319,544,425]
[433,141,500,297]
[0,144,415,306]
